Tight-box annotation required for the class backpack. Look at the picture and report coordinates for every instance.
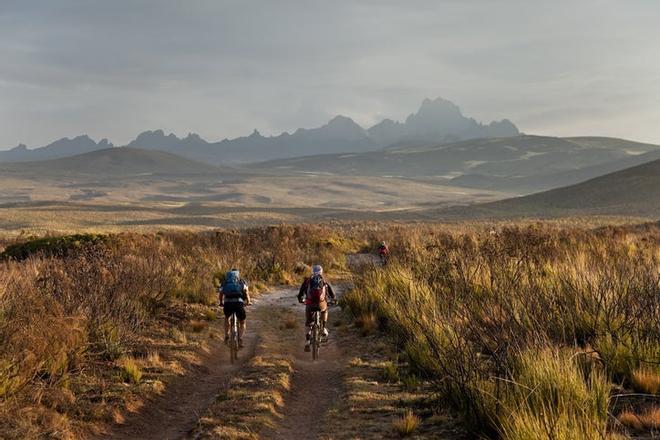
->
[222,271,243,301]
[306,274,326,305]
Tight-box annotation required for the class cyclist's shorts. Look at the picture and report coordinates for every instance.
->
[305,306,328,326]
[223,302,246,321]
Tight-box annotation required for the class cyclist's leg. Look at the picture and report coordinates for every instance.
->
[321,304,329,337]
[304,306,313,350]
[237,304,247,347]
[222,304,232,341]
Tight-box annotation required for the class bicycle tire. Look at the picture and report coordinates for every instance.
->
[311,311,320,360]
[229,313,238,363]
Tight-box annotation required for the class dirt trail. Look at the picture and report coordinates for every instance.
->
[99,324,260,440]
[99,287,348,440]
[259,290,346,440]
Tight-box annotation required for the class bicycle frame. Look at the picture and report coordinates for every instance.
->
[228,312,239,363]
[310,310,321,360]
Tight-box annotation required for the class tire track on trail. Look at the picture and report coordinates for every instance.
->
[97,297,269,440]
[259,289,347,440]
[98,287,349,440]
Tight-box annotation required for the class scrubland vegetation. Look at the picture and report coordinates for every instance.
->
[0,226,356,438]
[0,221,658,438]
[343,222,660,438]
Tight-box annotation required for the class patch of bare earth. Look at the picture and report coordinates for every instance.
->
[99,288,466,439]
[92,304,259,440]
[316,320,467,439]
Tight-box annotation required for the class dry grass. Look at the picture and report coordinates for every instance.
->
[191,307,296,439]
[343,221,660,437]
[318,325,466,440]
[0,221,657,438]
[282,316,298,329]
[189,319,208,333]
[618,407,660,431]
[353,312,378,336]
[631,368,660,395]
[0,225,358,437]
[118,357,143,384]
[392,410,421,437]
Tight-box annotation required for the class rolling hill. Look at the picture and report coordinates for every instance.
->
[0,147,223,177]
[251,135,660,194]
[444,158,660,218]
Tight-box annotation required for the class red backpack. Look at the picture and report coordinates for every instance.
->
[306,274,326,305]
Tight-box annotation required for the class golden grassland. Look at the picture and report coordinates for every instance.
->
[342,222,659,439]
[0,221,658,439]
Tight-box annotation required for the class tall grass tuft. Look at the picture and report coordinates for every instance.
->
[392,409,421,437]
[118,357,142,384]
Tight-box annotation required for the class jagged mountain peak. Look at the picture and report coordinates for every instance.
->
[1,97,521,165]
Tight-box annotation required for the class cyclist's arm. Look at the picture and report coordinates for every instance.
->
[326,283,336,301]
[297,280,308,302]
[242,282,252,305]
[218,286,224,305]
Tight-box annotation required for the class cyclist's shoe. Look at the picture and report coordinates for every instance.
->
[238,339,244,349]
[323,328,329,337]
[304,341,311,352]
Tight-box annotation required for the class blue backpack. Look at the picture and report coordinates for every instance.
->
[222,271,244,302]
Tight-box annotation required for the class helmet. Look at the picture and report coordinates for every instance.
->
[229,269,240,278]
[380,241,386,247]
[312,265,323,275]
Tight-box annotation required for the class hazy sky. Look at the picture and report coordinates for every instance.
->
[1,0,659,148]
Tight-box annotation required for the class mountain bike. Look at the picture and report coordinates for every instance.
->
[379,252,389,266]
[309,309,322,361]
[228,311,239,364]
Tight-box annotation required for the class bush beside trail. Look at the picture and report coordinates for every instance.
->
[0,233,110,261]
[343,223,660,438]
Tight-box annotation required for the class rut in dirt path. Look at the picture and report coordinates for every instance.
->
[97,288,349,440]
[260,289,347,440]
[97,303,268,440]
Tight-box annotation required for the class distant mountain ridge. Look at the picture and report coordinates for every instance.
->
[369,98,518,146]
[1,97,519,165]
[0,135,112,163]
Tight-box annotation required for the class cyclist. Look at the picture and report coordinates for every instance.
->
[218,268,251,348]
[378,241,390,265]
[297,265,336,352]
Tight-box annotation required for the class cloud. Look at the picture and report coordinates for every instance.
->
[1,0,659,147]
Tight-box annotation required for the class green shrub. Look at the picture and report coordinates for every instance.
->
[1,233,109,261]
[118,357,142,384]
[382,361,400,383]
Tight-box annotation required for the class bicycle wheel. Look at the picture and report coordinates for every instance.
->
[311,312,320,360]
[229,313,238,363]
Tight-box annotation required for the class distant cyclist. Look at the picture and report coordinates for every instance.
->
[378,241,390,265]
[218,269,251,348]
[297,265,336,352]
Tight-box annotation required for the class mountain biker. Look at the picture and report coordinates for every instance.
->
[218,269,251,348]
[297,265,336,352]
[378,241,390,264]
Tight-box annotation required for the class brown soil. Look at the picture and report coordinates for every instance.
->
[97,321,260,440]
[259,292,346,440]
[98,287,462,439]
